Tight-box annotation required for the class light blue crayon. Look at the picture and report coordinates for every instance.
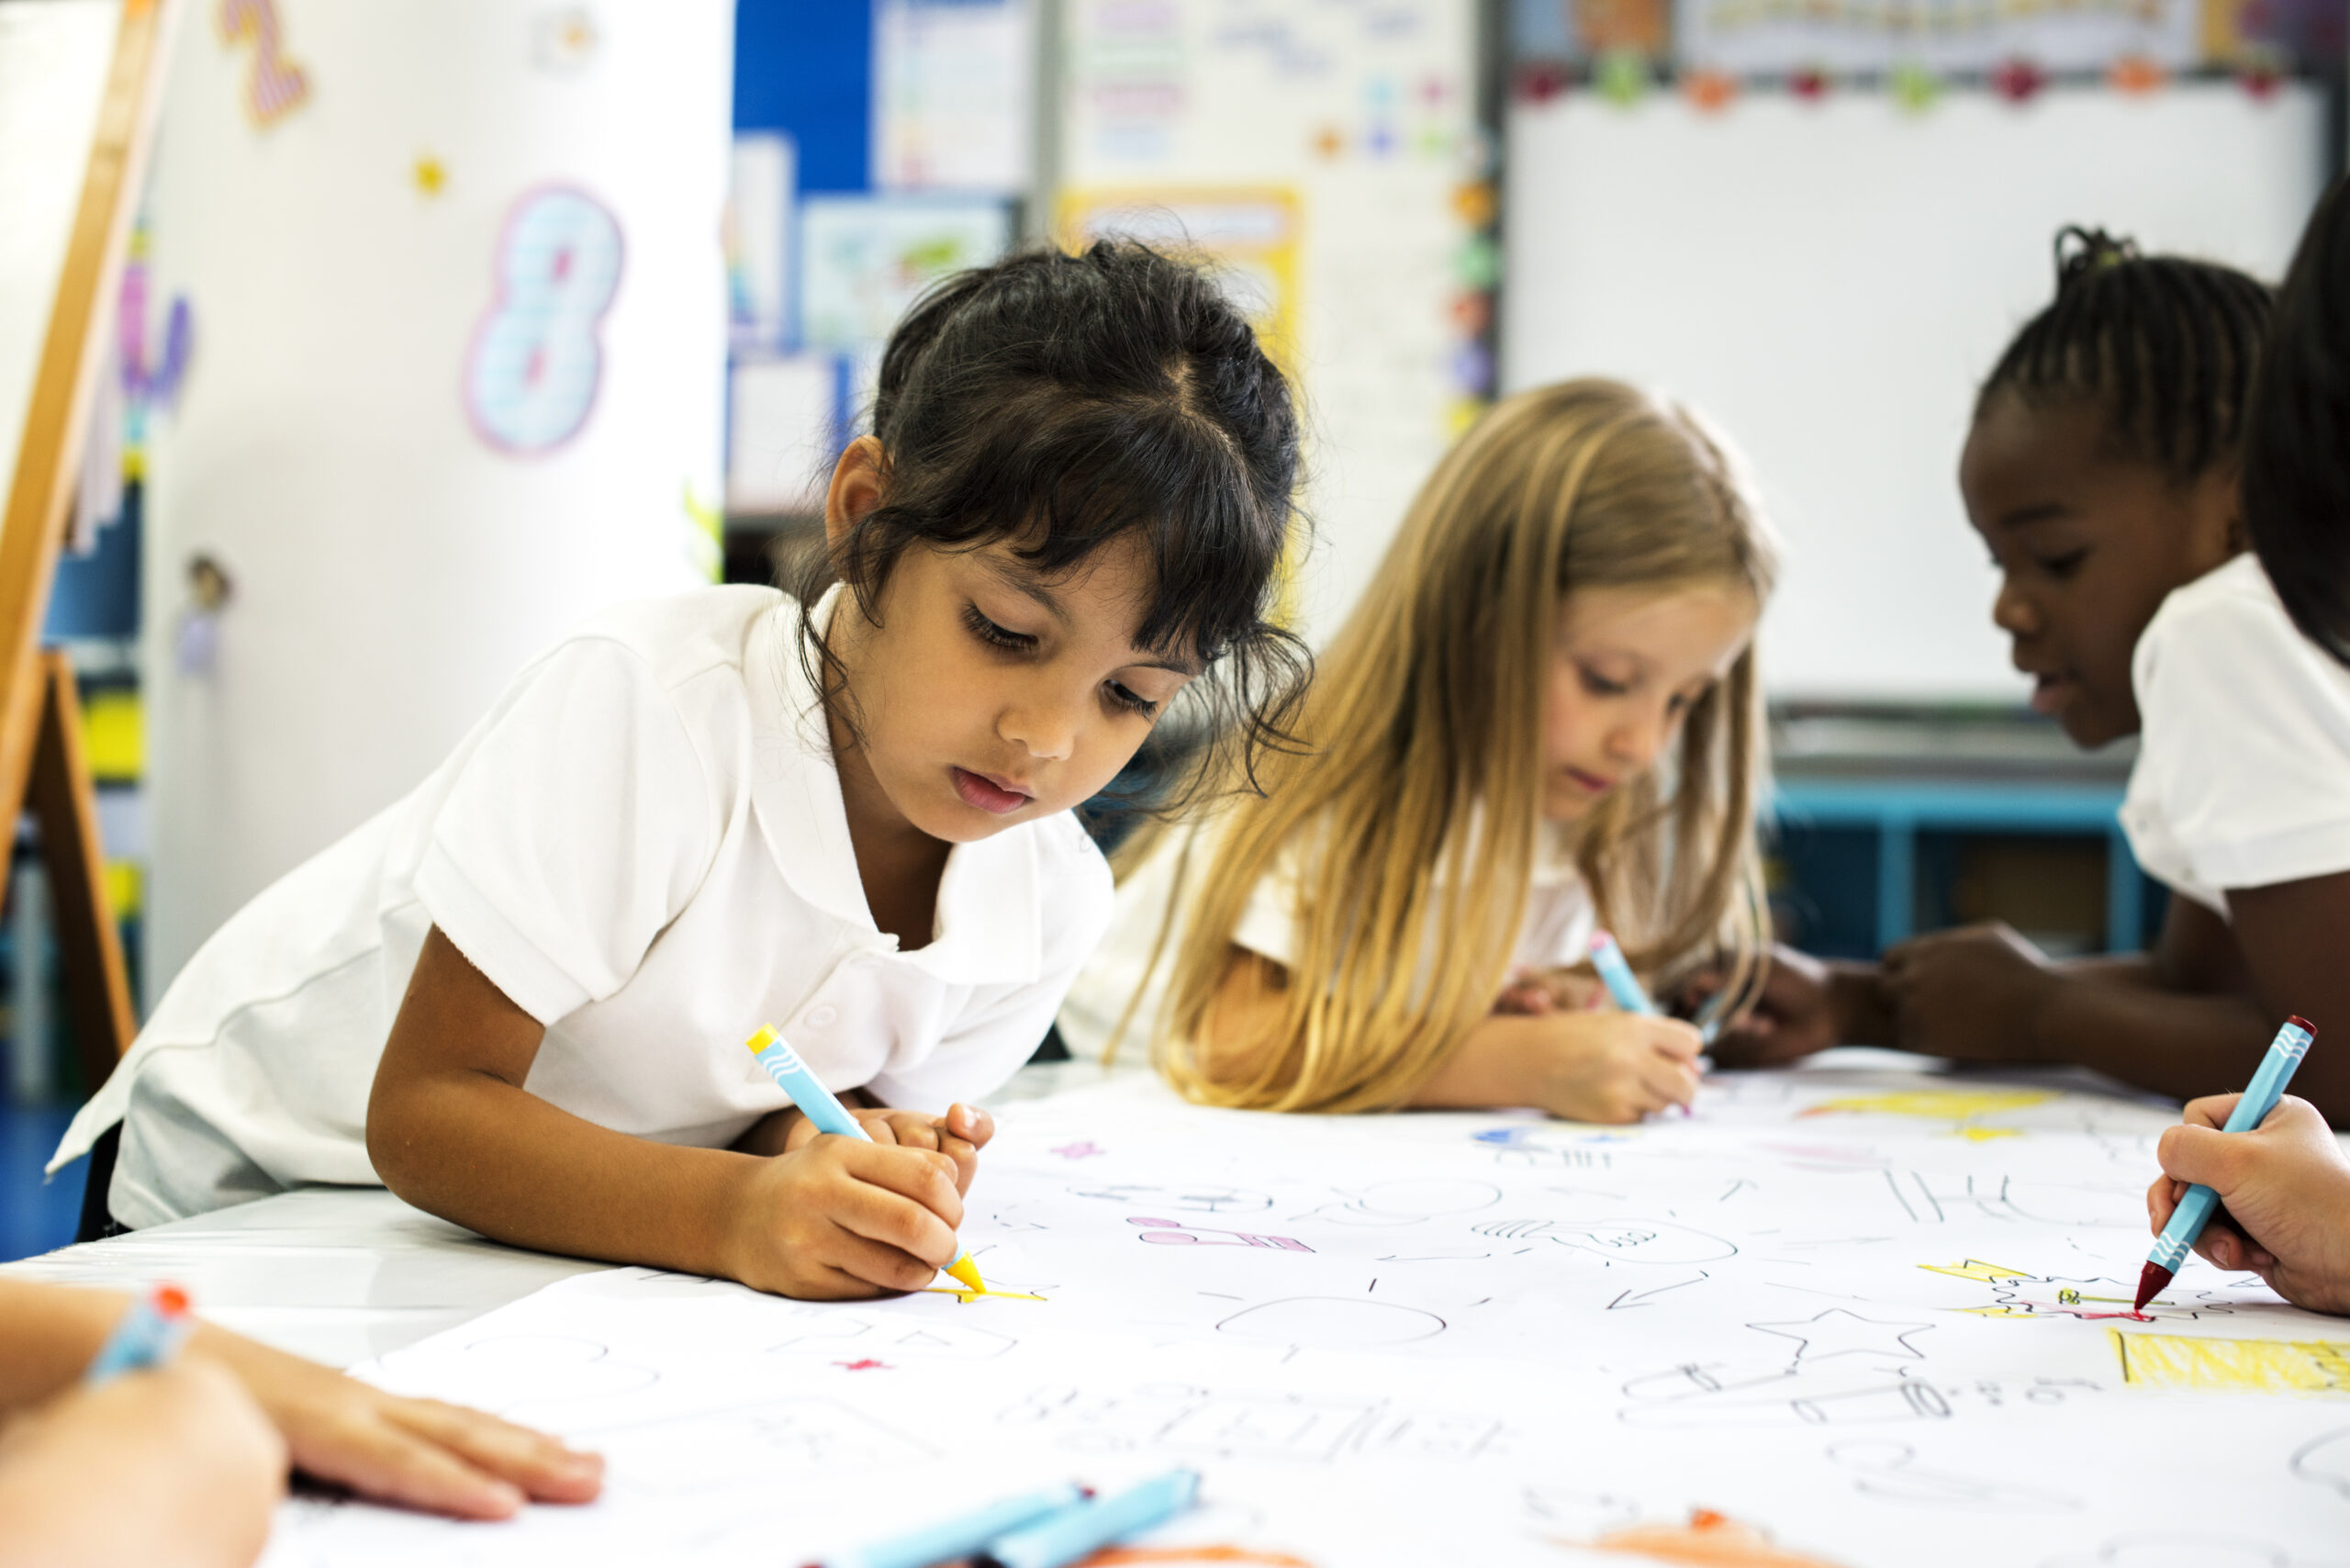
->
[812,1482,1087,1568]
[85,1282,193,1385]
[979,1469,1200,1568]
[744,1025,988,1294]
[1587,931,1658,1015]
[2138,1014,2317,1306]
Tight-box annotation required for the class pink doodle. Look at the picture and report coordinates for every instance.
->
[834,1359,891,1372]
[1051,1141,1108,1159]
[1128,1216,1313,1252]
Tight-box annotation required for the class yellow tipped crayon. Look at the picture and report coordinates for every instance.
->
[745,1025,988,1294]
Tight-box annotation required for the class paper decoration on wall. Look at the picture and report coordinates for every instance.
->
[464,186,625,455]
[1889,61,1942,111]
[727,133,793,353]
[1057,189,1302,373]
[1595,48,1652,105]
[2109,51,2169,89]
[798,196,1013,354]
[531,6,600,75]
[412,154,447,197]
[875,0,1035,194]
[1989,55,2048,101]
[217,0,308,126]
[1682,66,1740,109]
[1674,0,2199,75]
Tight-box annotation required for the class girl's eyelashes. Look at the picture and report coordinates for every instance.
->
[1577,665,1630,699]
[2036,547,2090,578]
[961,602,1036,652]
[1103,679,1159,718]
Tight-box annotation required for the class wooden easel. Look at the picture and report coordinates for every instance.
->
[0,0,173,1095]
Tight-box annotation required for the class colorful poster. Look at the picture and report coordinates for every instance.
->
[1673,0,2202,75]
[1056,187,1303,370]
[796,194,1015,351]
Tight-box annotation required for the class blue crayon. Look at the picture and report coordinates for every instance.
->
[744,1025,987,1294]
[2135,1014,2318,1310]
[1587,931,1658,1015]
[85,1282,193,1385]
[810,1483,1088,1568]
[979,1469,1201,1568]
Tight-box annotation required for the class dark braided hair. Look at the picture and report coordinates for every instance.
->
[793,239,1310,799]
[2244,175,2350,669]
[1976,226,2273,483]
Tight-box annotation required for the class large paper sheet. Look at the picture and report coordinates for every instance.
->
[261,1060,2350,1566]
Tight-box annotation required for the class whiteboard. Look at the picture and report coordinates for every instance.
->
[1504,83,2326,701]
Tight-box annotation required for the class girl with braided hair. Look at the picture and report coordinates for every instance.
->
[1711,223,2350,1127]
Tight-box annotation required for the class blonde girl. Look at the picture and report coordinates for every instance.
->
[1058,378,1775,1120]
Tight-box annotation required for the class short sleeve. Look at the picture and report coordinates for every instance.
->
[415,638,720,1025]
[2133,585,2350,894]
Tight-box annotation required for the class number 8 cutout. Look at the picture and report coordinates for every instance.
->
[465,186,625,454]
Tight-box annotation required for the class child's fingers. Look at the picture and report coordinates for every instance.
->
[1643,1020,1706,1064]
[942,1103,995,1148]
[834,1145,964,1258]
[384,1398,604,1504]
[827,1226,952,1294]
[936,1133,980,1193]
[2179,1093,2244,1132]
[285,1405,526,1519]
[1640,1053,1699,1110]
[2155,1121,2249,1191]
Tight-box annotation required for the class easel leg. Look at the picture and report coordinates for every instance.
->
[25,650,135,1095]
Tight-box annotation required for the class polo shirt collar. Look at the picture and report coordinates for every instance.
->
[745,586,1045,986]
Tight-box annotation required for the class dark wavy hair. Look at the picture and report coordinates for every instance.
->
[2244,176,2350,667]
[1976,225,2273,482]
[793,240,1310,801]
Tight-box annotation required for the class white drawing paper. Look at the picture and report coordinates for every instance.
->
[260,1060,2350,1566]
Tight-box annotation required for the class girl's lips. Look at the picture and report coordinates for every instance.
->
[1562,766,1616,794]
[952,767,1032,815]
[2028,674,2073,715]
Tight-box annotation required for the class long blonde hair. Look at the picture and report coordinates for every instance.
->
[1147,378,1777,1113]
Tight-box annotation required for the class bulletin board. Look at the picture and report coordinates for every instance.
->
[1503,81,2328,700]
[1058,0,1486,641]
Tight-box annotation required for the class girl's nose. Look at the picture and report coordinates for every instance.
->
[1992,577,2041,637]
[1001,690,1079,762]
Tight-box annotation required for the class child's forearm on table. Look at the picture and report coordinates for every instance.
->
[368,1072,757,1278]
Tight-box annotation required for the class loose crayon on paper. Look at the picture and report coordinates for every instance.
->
[809,1482,1089,1568]
[745,1025,988,1294]
[979,1468,1201,1568]
[84,1282,193,1385]
[2134,1014,2317,1311]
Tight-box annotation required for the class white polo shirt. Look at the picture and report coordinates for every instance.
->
[1058,813,1595,1063]
[2121,552,2350,913]
[53,586,1114,1227]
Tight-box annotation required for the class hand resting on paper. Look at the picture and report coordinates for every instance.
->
[1679,944,1893,1069]
[2146,1093,2350,1316]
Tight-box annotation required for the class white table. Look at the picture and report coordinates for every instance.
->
[0,1058,1133,1367]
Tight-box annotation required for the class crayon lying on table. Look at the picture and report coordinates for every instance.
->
[84,1282,193,1385]
[979,1469,1201,1568]
[808,1482,1090,1568]
[745,1025,987,1294]
[2135,1014,2318,1311]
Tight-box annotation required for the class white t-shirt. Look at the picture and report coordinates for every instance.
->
[1057,812,1595,1063]
[54,586,1114,1227]
[2120,552,2350,914]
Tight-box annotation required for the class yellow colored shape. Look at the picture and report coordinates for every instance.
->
[744,1025,778,1055]
[1803,1088,2053,1138]
[104,862,140,920]
[1919,1259,2035,1283]
[945,1253,986,1294]
[82,689,140,782]
[923,1284,1046,1304]
[1588,1508,1848,1566]
[2111,1328,2350,1394]
[412,153,446,196]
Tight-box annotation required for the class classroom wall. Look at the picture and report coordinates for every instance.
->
[1504,80,2329,700]
[138,1,733,1001]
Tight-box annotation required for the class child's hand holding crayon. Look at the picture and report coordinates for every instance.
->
[722,1115,979,1299]
[2147,1092,2350,1316]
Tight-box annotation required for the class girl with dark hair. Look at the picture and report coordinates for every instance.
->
[52,241,1306,1300]
[2137,177,2350,1316]
[1714,225,2350,1127]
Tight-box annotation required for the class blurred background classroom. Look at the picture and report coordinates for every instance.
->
[0,0,2340,1260]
